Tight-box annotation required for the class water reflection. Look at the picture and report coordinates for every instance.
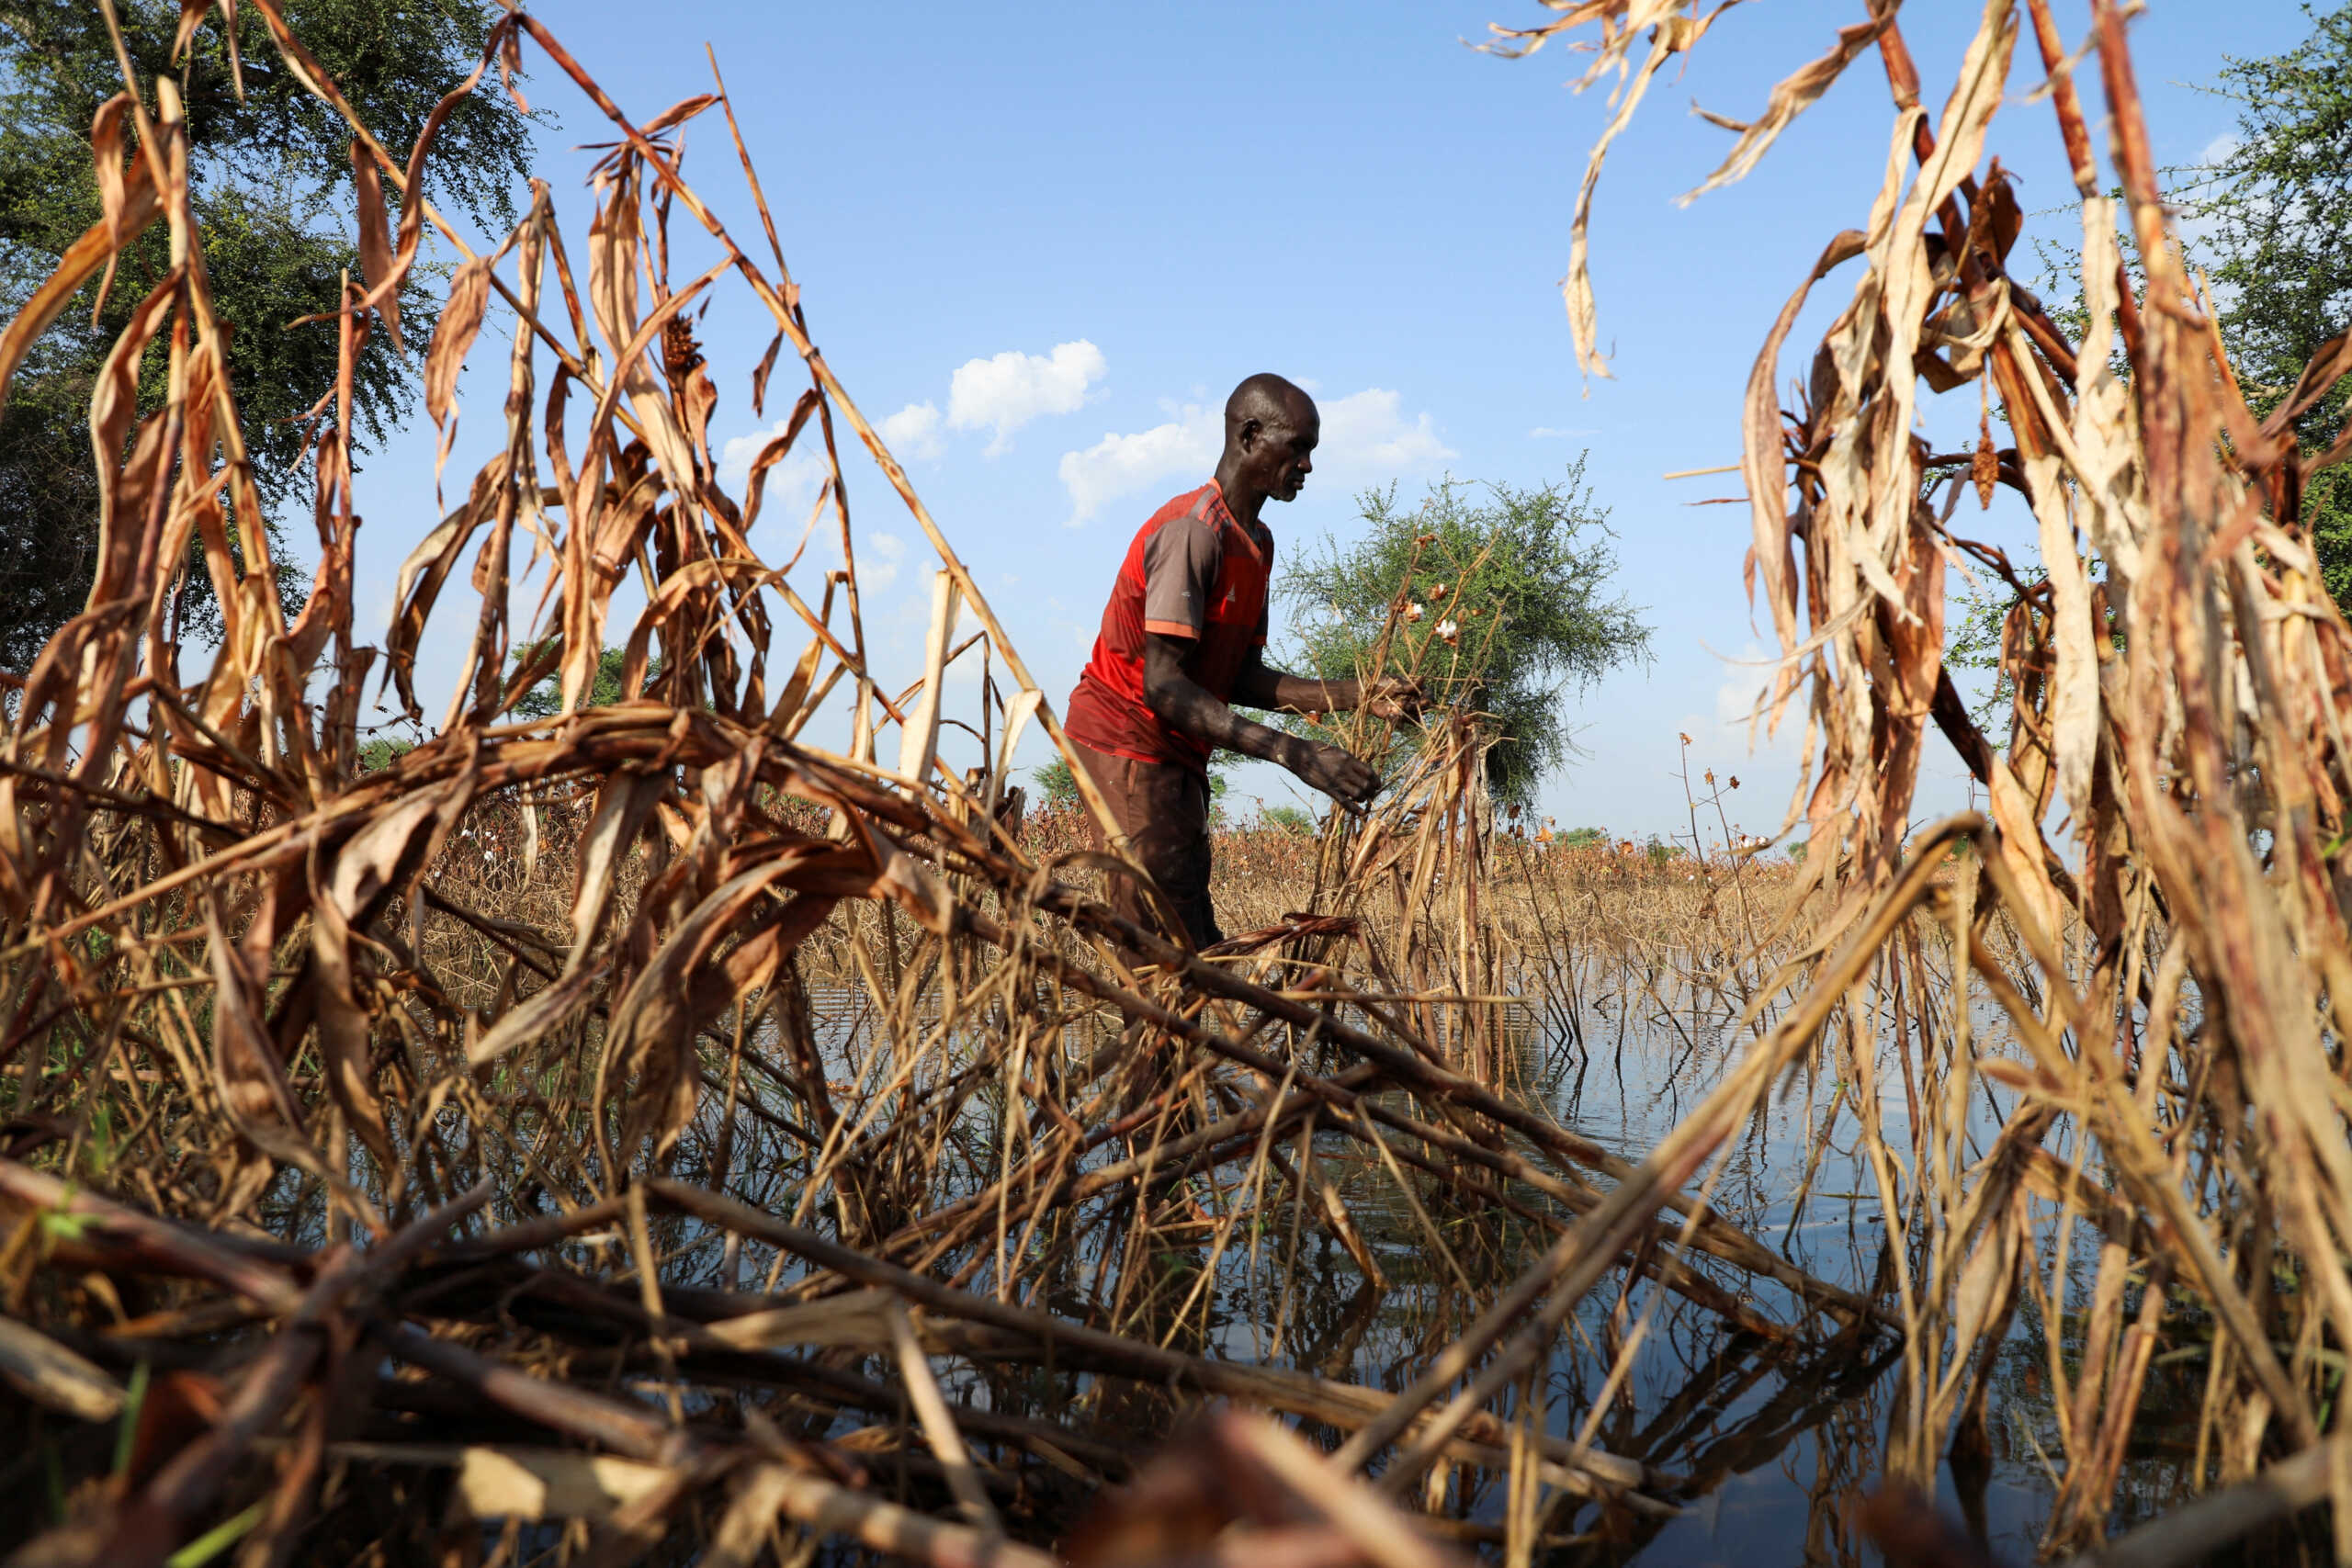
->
[650,979,2120,1564]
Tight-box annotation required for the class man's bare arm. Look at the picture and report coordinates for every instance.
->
[1141,634,1380,805]
[1230,649,1426,719]
[1231,656,1357,715]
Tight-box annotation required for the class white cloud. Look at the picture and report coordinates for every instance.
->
[1529,425,1599,439]
[717,423,830,527]
[1057,403,1220,526]
[718,424,785,488]
[863,531,908,592]
[1310,389,1454,479]
[881,400,944,460]
[721,338,1101,484]
[1711,641,1798,751]
[947,340,1106,454]
[1054,386,1451,526]
[1716,654,1768,735]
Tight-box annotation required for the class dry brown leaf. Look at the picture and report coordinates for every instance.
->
[425,255,492,426]
[1678,11,1892,205]
[0,1318,124,1422]
[352,138,402,355]
[0,155,159,412]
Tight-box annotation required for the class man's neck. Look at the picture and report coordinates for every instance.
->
[1213,460,1266,528]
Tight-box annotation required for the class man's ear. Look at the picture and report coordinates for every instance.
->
[1235,418,1262,453]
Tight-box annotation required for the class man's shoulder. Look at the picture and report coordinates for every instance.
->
[1136,484,1226,548]
[1140,482,1220,529]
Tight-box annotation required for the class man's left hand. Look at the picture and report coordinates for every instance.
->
[1363,676,1427,722]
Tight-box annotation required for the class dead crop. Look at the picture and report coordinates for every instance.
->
[0,3,2348,1567]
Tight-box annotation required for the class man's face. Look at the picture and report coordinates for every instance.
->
[1245,401,1319,504]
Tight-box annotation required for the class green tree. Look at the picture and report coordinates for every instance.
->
[355,734,413,771]
[2184,3,2352,605]
[1260,804,1313,836]
[1033,756,1079,809]
[0,0,534,668]
[1278,461,1651,811]
[1032,752,1232,813]
[1960,6,2352,709]
[1945,560,2045,730]
[509,643,658,718]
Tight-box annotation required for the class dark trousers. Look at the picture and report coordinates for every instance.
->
[1072,741,1223,949]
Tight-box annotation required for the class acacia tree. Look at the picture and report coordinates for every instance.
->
[1954,5,2352,707]
[1033,753,1231,814]
[0,0,534,668]
[1278,460,1651,812]
[2184,2,2352,607]
[509,643,656,717]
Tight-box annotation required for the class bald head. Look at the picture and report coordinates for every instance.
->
[1217,374,1319,517]
[1225,373,1316,439]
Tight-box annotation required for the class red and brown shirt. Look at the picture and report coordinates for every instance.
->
[1065,481,1272,773]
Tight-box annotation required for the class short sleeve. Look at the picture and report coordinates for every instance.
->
[1140,516,1220,640]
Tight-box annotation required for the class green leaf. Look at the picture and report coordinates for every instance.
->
[37,1195,92,1246]
[113,1360,151,1479]
[166,1502,266,1568]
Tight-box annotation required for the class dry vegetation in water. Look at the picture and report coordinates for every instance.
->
[2,2,2352,1567]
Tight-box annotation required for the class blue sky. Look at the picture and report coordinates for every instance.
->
[349,1,2313,840]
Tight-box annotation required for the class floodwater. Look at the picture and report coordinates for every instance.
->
[662,977,2213,1566]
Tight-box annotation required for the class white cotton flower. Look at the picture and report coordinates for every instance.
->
[1436,618,1459,645]
[1404,602,1425,624]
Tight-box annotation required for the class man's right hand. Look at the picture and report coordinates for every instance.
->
[1288,739,1381,806]
[1362,675,1428,721]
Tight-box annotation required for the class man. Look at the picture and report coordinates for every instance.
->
[1064,373,1420,948]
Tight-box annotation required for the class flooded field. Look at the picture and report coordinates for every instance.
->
[9,849,2285,1568]
[7,1,2349,1561]
[593,974,2173,1568]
